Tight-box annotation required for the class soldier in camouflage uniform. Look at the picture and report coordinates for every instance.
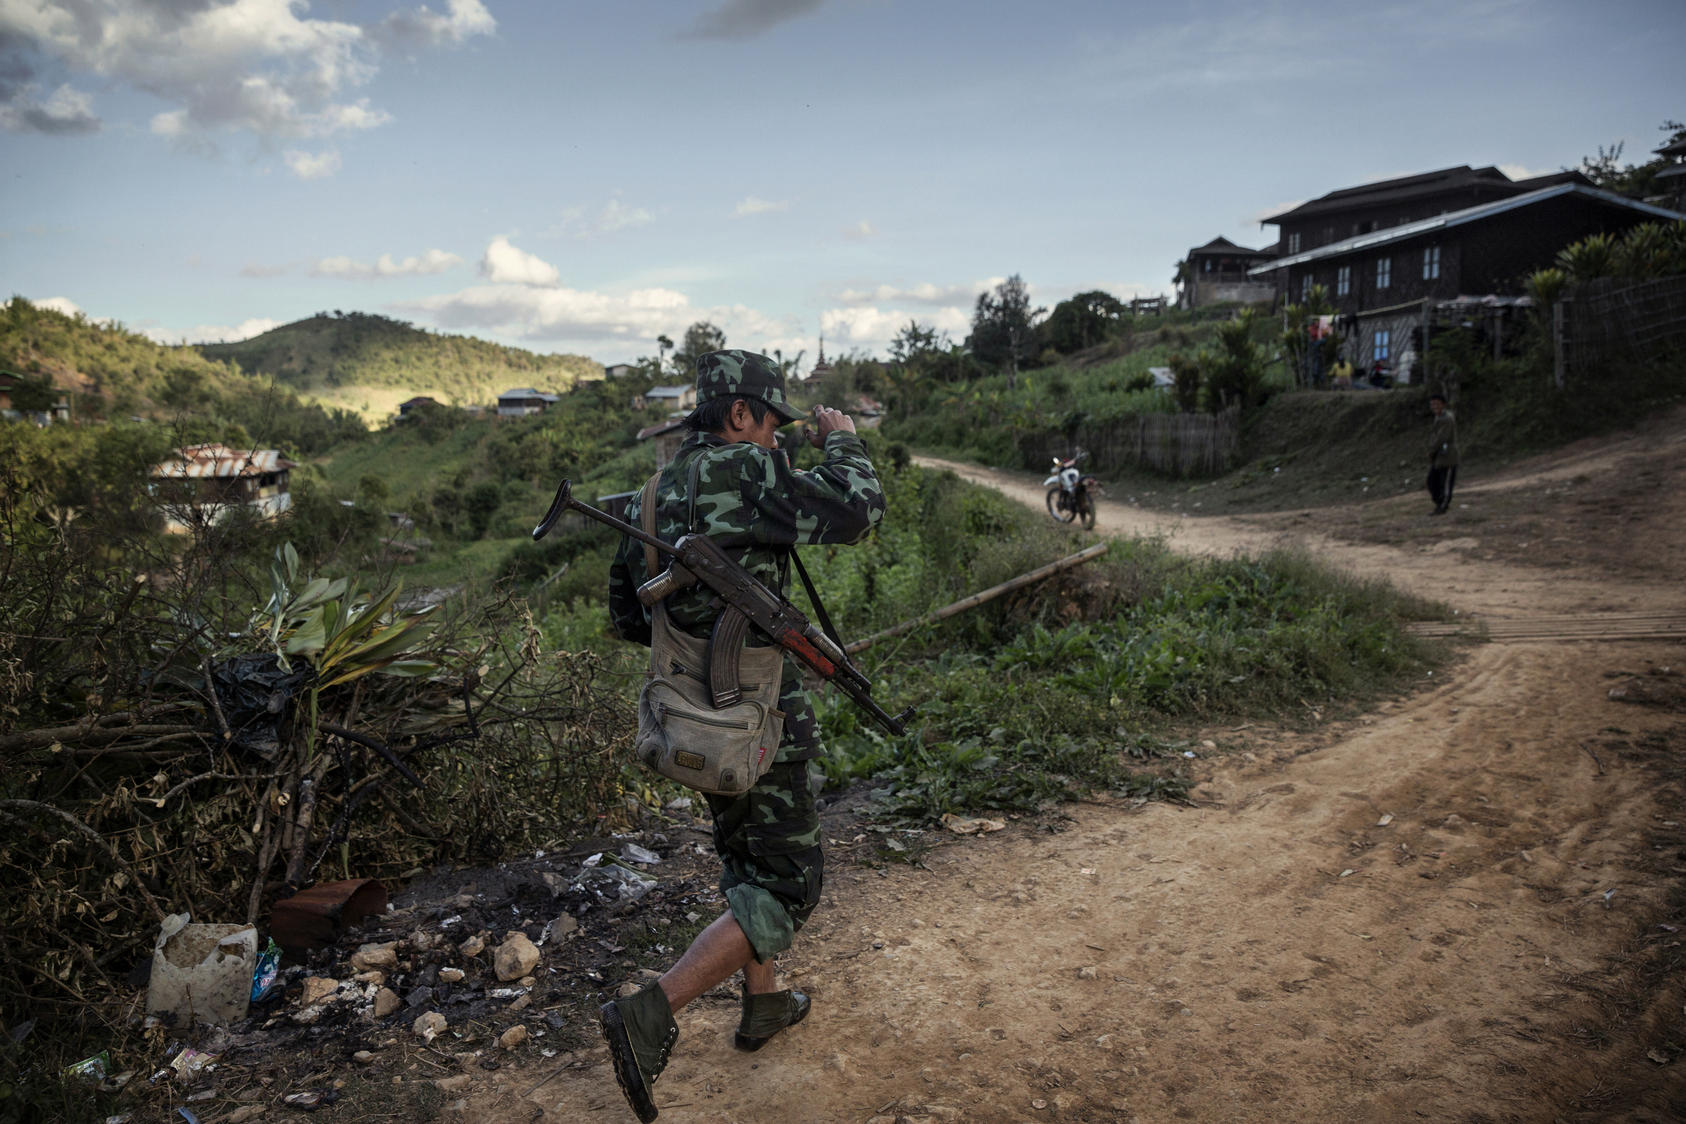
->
[599,349,885,1122]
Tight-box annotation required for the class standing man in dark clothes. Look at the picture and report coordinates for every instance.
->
[1426,392,1459,516]
[599,349,886,1122]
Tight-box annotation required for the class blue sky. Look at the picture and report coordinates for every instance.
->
[2,0,1681,367]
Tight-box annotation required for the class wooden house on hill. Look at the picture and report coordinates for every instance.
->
[1180,237,1278,308]
[497,388,561,417]
[151,443,295,533]
[1251,180,1686,383]
[397,396,441,418]
[641,385,697,411]
[637,416,687,470]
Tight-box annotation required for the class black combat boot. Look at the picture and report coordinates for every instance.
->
[733,986,811,1052]
[599,982,679,1122]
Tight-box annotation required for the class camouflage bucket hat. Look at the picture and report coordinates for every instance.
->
[694,350,805,424]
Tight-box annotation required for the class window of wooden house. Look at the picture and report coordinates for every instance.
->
[1336,265,1351,297]
[1374,329,1392,363]
[1423,244,1441,280]
[1300,274,1313,301]
[1288,232,1301,254]
[1376,256,1392,289]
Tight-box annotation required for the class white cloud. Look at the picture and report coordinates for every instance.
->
[398,283,792,355]
[842,219,876,241]
[1499,162,1560,182]
[819,304,972,351]
[0,82,99,134]
[284,149,341,179]
[33,295,84,317]
[373,0,496,50]
[836,281,993,306]
[479,236,560,286]
[311,249,463,279]
[190,317,282,344]
[548,196,656,238]
[734,196,789,217]
[0,0,491,155]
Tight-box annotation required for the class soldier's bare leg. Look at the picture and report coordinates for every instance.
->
[659,910,779,1012]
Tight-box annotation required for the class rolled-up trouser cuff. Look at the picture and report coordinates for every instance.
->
[726,882,796,963]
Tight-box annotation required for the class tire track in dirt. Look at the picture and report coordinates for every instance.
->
[484,449,1685,1122]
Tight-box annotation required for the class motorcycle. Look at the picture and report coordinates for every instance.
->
[1043,452,1100,530]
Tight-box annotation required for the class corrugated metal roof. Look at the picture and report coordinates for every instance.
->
[152,443,296,479]
[1249,184,1686,277]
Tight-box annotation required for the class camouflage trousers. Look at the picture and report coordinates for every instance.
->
[704,759,823,962]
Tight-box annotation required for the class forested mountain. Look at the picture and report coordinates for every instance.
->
[196,312,604,422]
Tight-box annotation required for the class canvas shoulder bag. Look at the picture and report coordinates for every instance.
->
[632,466,785,797]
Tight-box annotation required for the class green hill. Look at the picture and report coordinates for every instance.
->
[196,312,605,423]
[0,297,363,453]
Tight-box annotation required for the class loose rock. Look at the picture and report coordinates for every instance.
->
[350,942,399,972]
[439,967,465,983]
[373,988,402,1018]
[460,935,486,958]
[300,977,340,1007]
[434,1073,471,1094]
[494,934,541,982]
[499,1025,529,1050]
[413,1012,448,1042]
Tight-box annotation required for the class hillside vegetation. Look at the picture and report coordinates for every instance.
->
[197,312,604,422]
[1,297,364,453]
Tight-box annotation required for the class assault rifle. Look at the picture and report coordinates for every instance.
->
[534,480,913,737]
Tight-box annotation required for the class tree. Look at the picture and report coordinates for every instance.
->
[1574,120,1686,199]
[656,334,673,374]
[1041,290,1125,354]
[966,275,1045,384]
[672,321,726,375]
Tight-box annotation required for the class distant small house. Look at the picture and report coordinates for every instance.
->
[642,385,697,411]
[852,395,883,430]
[1180,237,1277,309]
[0,371,70,424]
[398,396,441,418]
[151,443,296,533]
[497,387,561,417]
[637,416,688,469]
[1147,366,1176,389]
[604,363,635,379]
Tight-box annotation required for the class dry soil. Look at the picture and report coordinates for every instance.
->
[472,420,1686,1123]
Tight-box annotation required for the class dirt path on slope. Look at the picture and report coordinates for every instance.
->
[477,444,1686,1123]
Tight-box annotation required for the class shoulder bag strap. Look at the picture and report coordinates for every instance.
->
[639,471,662,579]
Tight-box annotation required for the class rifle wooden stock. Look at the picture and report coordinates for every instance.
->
[534,478,913,737]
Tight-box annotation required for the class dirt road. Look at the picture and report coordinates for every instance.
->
[493,438,1686,1122]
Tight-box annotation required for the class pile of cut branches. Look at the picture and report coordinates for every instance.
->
[0,472,634,1046]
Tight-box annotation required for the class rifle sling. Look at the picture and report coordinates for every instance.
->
[643,454,847,710]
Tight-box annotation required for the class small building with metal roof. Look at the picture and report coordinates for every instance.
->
[150,443,297,532]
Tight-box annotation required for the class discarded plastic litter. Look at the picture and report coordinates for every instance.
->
[62,1050,111,1082]
[251,938,281,1003]
[572,855,656,905]
[147,914,258,1027]
[168,1048,218,1082]
[620,843,661,865]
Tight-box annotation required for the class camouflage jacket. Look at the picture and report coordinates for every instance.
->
[608,429,885,761]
